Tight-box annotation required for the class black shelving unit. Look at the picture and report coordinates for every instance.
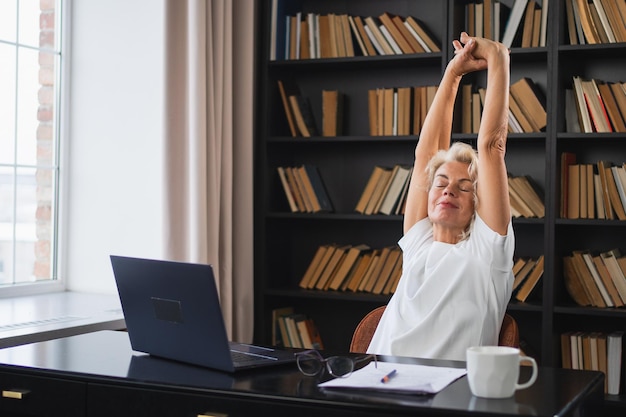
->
[254,1,626,411]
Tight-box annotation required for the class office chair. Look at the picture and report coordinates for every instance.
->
[349,306,519,353]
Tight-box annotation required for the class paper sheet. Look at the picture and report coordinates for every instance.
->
[318,361,467,394]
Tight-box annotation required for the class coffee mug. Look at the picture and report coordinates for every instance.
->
[466,346,538,398]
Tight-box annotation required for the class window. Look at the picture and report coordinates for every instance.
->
[0,0,63,292]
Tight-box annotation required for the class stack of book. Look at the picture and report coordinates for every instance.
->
[511,255,545,302]
[462,77,547,134]
[508,174,545,218]
[368,85,438,136]
[565,0,626,45]
[568,77,626,133]
[354,165,413,216]
[277,165,333,213]
[560,153,626,220]
[277,79,318,137]
[563,248,626,308]
[561,330,623,394]
[271,7,441,61]
[465,0,549,48]
[298,244,403,295]
[271,307,324,349]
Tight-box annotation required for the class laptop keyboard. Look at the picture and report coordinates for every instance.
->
[231,350,259,363]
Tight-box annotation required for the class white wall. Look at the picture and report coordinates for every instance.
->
[64,0,165,293]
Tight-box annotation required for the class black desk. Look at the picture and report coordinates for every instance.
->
[0,330,603,417]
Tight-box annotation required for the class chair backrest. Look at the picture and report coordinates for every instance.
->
[349,306,519,353]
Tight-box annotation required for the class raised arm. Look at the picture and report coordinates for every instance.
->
[470,35,511,235]
[403,33,492,233]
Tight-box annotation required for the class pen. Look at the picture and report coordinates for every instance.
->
[380,369,397,383]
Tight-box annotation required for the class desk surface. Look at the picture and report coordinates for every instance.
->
[0,330,604,417]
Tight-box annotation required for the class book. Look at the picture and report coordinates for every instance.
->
[271,306,294,347]
[514,255,544,302]
[299,245,330,289]
[567,164,581,219]
[344,252,373,292]
[501,0,530,47]
[580,78,612,132]
[592,254,624,307]
[513,257,538,292]
[292,165,317,212]
[576,0,602,43]
[601,249,626,303]
[596,160,614,219]
[315,244,351,290]
[363,246,393,293]
[371,246,401,295]
[302,164,333,212]
[305,244,338,289]
[327,244,370,290]
[404,16,440,52]
[284,166,307,212]
[607,331,623,395]
[509,92,534,133]
[562,255,592,306]
[597,81,626,132]
[378,165,412,215]
[305,318,324,349]
[579,250,614,307]
[570,250,607,307]
[351,15,377,56]
[277,80,298,137]
[509,77,547,132]
[603,164,626,220]
[520,0,537,48]
[357,249,382,292]
[390,14,424,53]
[289,94,318,137]
[364,16,394,55]
[509,175,545,218]
[277,166,298,212]
[364,167,393,215]
[355,166,388,214]
[378,12,415,54]
[322,90,344,137]
[573,76,594,132]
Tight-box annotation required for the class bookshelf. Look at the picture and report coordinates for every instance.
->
[254,0,626,411]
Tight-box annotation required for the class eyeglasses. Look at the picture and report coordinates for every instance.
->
[295,349,377,378]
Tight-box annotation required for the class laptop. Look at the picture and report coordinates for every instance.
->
[110,255,296,373]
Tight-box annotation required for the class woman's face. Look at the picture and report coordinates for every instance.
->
[427,161,475,230]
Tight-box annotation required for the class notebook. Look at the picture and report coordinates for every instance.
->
[110,255,296,373]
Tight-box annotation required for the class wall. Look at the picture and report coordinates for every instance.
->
[64,0,166,293]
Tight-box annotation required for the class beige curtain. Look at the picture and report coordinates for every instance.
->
[162,0,255,343]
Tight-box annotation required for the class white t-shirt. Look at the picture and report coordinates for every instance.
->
[367,214,515,361]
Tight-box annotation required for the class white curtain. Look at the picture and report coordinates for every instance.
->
[162,0,255,342]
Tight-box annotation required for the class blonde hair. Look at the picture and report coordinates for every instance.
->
[426,141,479,240]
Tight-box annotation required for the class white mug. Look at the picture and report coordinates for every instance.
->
[466,346,538,398]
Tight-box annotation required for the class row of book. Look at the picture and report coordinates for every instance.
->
[561,154,626,220]
[511,255,545,302]
[367,85,438,137]
[271,307,324,349]
[509,175,545,218]
[277,80,346,138]
[463,77,547,134]
[277,165,332,213]
[565,0,626,45]
[355,165,413,216]
[273,9,440,61]
[299,244,403,296]
[568,77,626,133]
[561,330,623,394]
[563,248,626,308]
[466,0,550,48]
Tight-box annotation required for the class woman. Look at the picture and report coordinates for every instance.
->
[367,33,514,361]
